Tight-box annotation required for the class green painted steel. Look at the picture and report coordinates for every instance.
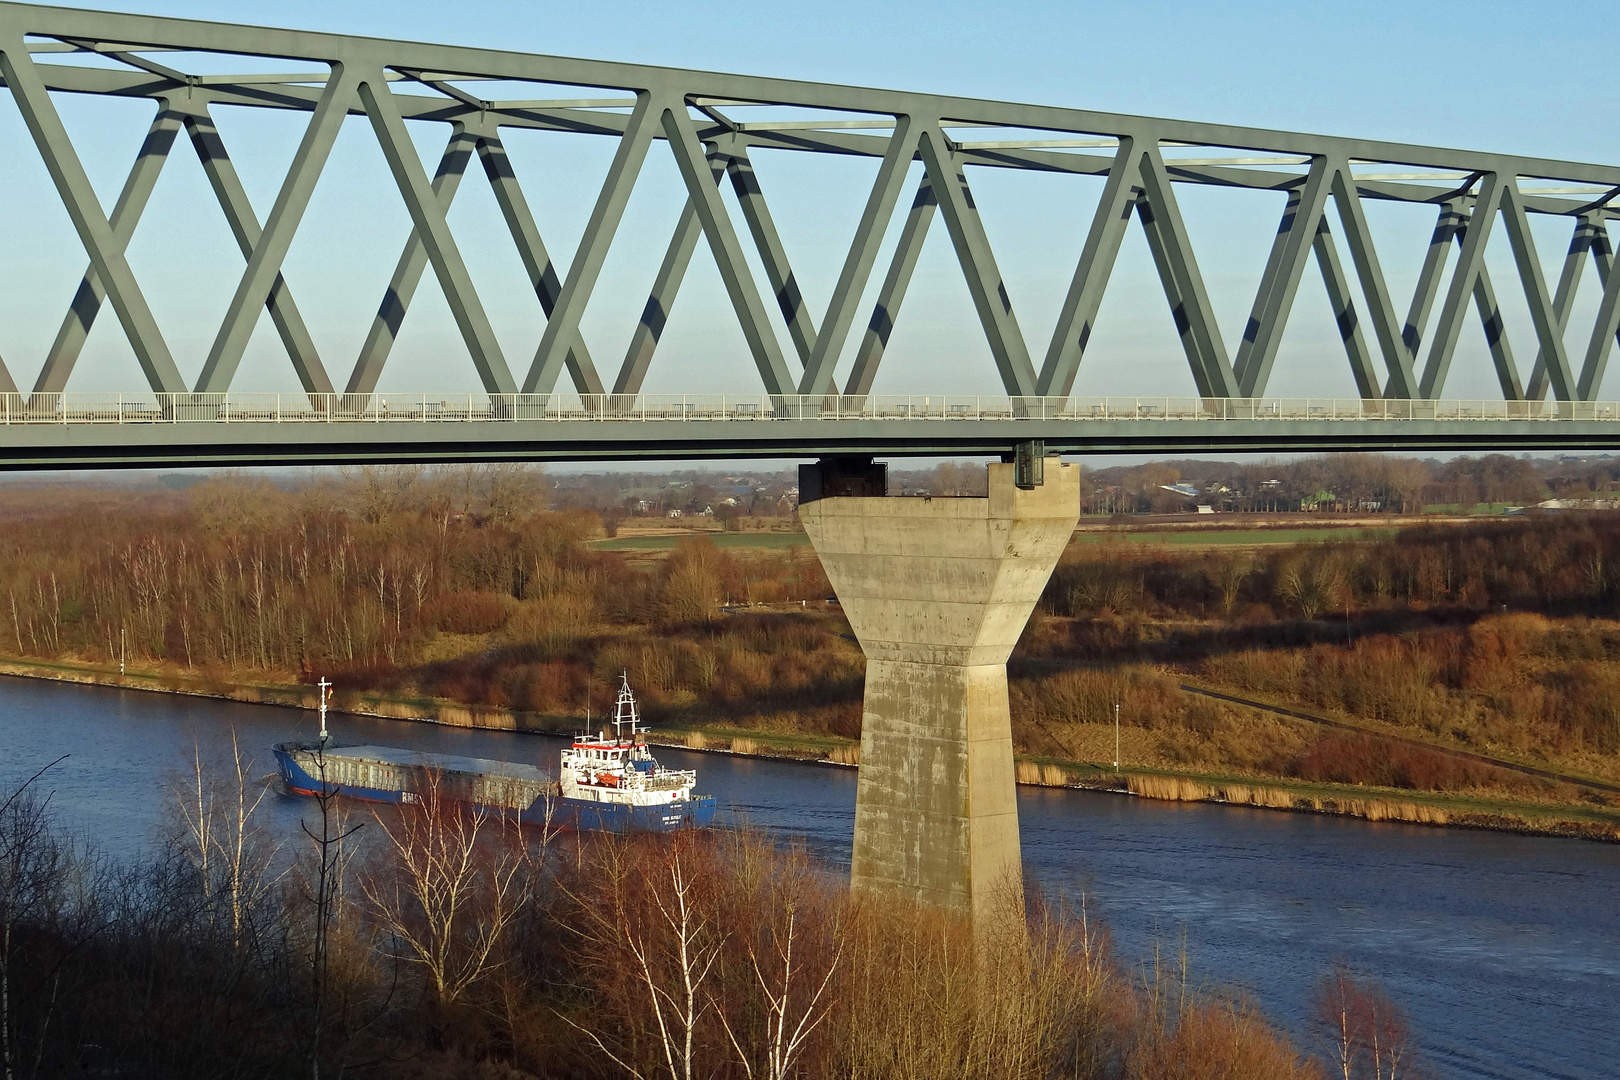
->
[3,2,1620,464]
[6,393,1620,469]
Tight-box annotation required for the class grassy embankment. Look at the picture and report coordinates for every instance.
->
[3,476,1620,839]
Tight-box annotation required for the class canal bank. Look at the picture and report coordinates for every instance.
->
[2,654,1616,843]
[0,673,1616,1080]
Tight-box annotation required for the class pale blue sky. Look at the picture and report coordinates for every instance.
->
[1,0,1615,406]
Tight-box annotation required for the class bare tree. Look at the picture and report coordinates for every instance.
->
[1312,962,1415,1080]
[360,772,523,1007]
[1216,556,1252,616]
[568,840,723,1080]
[220,733,277,949]
[1278,554,1343,620]
[718,904,841,1080]
[299,744,365,1080]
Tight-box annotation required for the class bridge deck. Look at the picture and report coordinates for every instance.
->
[5,394,1620,467]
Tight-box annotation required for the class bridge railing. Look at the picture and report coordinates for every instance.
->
[3,393,1620,424]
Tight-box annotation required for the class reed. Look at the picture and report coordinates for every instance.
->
[827,744,861,765]
[729,736,759,756]
[684,730,707,749]
[1125,772,1463,825]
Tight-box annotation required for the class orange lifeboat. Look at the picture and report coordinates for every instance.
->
[595,771,621,788]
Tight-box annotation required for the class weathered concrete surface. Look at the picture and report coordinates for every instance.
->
[799,460,1079,922]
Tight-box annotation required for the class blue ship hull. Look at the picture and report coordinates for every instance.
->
[273,744,716,834]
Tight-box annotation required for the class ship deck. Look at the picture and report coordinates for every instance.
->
[318,744,552,784]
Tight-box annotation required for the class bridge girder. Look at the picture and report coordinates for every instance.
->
[0,1,1619,458]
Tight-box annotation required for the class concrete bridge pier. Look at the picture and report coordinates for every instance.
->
[798,453,1079,924]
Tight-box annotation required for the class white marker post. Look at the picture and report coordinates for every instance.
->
[1114,701,1121,771]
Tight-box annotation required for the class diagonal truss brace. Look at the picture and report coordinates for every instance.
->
[1401,199,1522,400]
[659,103,796,396]
[196,65,358,393]
[31,105,182,395]
[347,122,603,395]
[614,151,724,395]
[613,120,914,399]
[1417,177,1577,400]
[1577,222,1620,400]
[721,142,820,365]
[797,116,918,396]
[475,125,604,394]
[347,126,479,395]
[1310,218,1383,399]
[0,36,185,394]
[1329,160,1420,399]
[1527,214,1606,401]
[1419,175,1505,398]
[360,73,516,395]
[917,124,1037,397]
[1500,179,1576,401]
[1135,146,1240,399]
[527,94,660,395]
[1233,157,1333,397]
[1038,141,1137,397]
[845,174,937,397]
[34,100,337,396]
[181,104,335,395]
[1037,142,1244,400]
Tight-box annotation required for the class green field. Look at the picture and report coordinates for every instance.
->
[1070,526,1398,547]
[590,531,812,551]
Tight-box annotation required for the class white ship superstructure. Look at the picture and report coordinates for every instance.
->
[559,674,699,807]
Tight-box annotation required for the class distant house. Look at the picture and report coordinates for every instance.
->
[1301,489,1339,512]
[668,509,683,518]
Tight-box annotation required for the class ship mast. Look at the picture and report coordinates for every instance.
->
[613,672,638,742]
[318,677,331,744]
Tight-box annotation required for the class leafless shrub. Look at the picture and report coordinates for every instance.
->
[360,772,524,1007]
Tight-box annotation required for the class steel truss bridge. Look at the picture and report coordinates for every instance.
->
[2,3,1620,466]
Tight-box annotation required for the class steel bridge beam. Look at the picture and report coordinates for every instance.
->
[1,2,1619,428]
[9,417,1620,471]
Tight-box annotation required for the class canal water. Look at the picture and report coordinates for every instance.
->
[1,674,1614,1080]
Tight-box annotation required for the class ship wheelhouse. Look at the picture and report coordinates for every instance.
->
[558,675,697,806]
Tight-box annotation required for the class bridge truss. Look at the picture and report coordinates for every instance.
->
[1,3,1620,465]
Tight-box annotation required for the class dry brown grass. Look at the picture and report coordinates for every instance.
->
[826,744,861,766]
[1125,773,1454,824]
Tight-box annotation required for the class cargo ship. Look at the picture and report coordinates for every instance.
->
[273,674,717,833]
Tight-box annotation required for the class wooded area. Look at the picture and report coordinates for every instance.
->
[3,467,1620,809]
